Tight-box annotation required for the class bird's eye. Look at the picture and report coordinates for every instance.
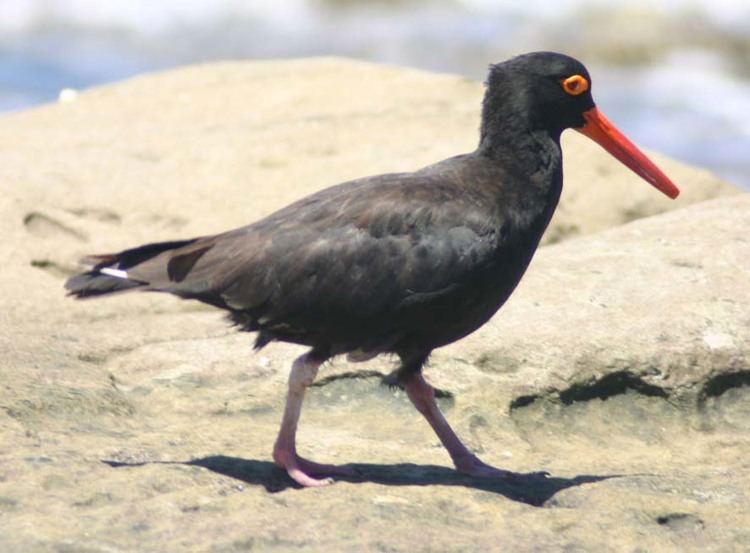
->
[560,74,589,96]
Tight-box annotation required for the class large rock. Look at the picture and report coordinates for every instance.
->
[0,59,747,551]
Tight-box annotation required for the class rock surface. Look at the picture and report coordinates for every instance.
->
[0,59,747,552]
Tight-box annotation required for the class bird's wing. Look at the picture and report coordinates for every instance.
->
[125,164,508,345]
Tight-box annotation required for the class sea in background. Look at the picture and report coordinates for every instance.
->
[1,0,748,190]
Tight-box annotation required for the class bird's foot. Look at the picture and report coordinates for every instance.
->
[273,448,357,488]
[454,454,549,483]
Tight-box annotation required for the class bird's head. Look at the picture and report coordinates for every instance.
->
[482,51,680,199]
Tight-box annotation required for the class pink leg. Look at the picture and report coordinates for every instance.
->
[405,373,521,479]
[272,352,356,487]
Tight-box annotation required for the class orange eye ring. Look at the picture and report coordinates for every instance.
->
[561,74,589,96]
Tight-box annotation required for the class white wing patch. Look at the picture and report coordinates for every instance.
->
[100,267,129,279]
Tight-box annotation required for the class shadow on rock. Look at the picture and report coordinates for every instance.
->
[102,455,616,507]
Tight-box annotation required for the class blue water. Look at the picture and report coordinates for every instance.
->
[2,0,748,189]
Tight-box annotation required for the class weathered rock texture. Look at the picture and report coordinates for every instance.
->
[0,59,747,552]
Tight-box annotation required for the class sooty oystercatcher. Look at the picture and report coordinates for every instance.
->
[66,52,680,487]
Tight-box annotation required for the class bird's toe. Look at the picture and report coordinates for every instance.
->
[454,454,547,483]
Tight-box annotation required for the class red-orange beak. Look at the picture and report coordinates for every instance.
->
[576,107,680,199]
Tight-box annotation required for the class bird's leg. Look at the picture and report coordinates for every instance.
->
[404,373,519,480]
[272,351,355,487]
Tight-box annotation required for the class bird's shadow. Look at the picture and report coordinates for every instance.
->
[102,455,617,506]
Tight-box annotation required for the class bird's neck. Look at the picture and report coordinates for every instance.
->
[478,110,561,165]
[477,117,563,208]
[475,100,565,232]
[479,129,560,177]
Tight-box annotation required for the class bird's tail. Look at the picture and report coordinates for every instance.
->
[65,239,197,299]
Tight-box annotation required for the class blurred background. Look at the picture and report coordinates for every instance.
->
[1,0,748,189]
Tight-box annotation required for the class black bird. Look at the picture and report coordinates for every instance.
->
[66,52,679,487]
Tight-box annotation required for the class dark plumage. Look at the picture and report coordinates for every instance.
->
[66,52,679,487]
